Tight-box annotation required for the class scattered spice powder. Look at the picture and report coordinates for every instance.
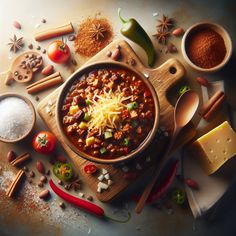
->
[74,17,113,57]
[186,28,226,69]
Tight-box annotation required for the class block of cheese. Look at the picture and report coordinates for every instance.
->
[191,121,236,175]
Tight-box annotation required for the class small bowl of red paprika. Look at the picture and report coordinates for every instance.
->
[181,22,232,73]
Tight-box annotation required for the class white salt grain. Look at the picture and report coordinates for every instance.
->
[104,173,110,180]
[35,23,40,28]
[121,166,129,172]
[48,100,53,106]
[98,182,108,190]
[78,192,85,198]
[0,97,33,140]
[160,126,166,131]
[45,106,51,114]
[164,131,169,137]
[136,163,142,170]
[97,174,104,181]
[102,168,108,174]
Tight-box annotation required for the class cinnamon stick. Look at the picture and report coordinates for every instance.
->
[6,170,25,198]
[199,91,224,116]
[35,22,74,42]
[10,152,31,167]
[203,93,225,121]
[26,72,60,89]
[26,72,63,94]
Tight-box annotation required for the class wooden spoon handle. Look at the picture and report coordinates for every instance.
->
[4,72,14,85]
[135,128,179,214]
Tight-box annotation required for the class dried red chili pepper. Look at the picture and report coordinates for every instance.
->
[49,179,131,222]
[131,160,179,203]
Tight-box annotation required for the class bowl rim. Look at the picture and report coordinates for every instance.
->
[56,61,160,164]
[181,22,233,72]
[0,93,36,143]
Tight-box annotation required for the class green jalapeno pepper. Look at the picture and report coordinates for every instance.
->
[118,8,156,67]
[171,189,186,205]
[53,162,73,181]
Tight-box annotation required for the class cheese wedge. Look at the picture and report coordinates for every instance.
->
[191,121,236,175]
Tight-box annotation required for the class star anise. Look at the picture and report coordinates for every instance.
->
[153,30,170,44]
[8,35,24,53]
[88,23,107,40]
[157,15,174,31]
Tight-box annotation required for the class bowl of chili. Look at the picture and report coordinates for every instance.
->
[181,22,232,73]
[56,61,160,164]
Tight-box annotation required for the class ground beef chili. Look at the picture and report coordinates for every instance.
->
[61,67,155,159]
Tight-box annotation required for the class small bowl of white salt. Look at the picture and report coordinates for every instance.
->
[0,93,36,143]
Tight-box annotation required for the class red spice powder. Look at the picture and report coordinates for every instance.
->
[186,28,226,69]
[74,17,113,57]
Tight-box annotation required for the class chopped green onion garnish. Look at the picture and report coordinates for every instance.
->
[133,101,138,109]
[84,113,91,121]
[100,147,107,154]
[178,85,190,96]
[104,131,112,139]
[85,99,92,106]
[123,138,129,146]
[127,102,138,111]
[131,120,138,127]
[127,103,133,111]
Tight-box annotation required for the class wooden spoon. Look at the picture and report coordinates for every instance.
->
[135,90,199,214]
[4,51,43,85]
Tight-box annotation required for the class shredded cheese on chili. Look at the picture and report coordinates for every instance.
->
[87,89,131,132]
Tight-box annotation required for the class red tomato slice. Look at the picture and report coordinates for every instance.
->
[84,164,97,174]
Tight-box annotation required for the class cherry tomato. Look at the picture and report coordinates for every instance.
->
[84,164,97,174]
[32,131,56,154]
[47,40,70,64]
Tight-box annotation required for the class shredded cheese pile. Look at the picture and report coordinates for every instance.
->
[87,89,131,132]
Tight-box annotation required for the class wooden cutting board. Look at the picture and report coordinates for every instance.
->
[37,39,196,202]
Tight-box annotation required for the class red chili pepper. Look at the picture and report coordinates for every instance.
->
[49,179,104,217]
[131,160,179,203]
[84,164,97,174]
[49,179,131,223]
[147,160,179,203]
[185,178,199,190]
